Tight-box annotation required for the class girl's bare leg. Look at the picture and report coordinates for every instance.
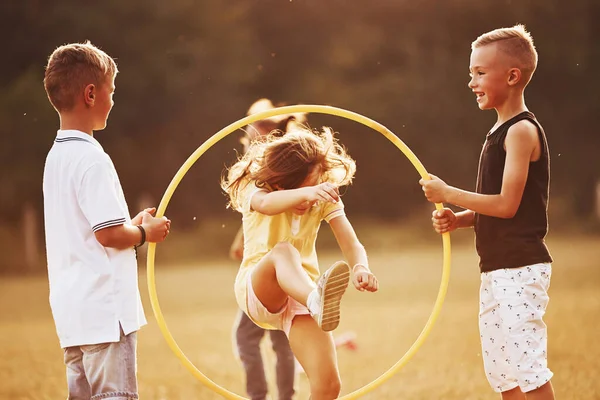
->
[251,242,316,312]
[289,315,341,400]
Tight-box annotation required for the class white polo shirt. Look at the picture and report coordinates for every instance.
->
[43,129,146,348]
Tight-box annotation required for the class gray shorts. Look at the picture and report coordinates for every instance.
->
[63,327,138,400]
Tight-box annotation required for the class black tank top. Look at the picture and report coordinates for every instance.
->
[474,111,553,272]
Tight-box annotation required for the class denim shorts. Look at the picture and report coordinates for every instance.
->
[63,327,138,399]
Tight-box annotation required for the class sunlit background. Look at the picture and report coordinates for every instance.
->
[1,1,599,399]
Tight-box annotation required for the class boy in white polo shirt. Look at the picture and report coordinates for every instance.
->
[42,41,171,399]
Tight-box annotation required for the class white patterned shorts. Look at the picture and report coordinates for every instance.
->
[479,263,553,393]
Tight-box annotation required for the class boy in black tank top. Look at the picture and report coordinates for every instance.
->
[419,25,555,399]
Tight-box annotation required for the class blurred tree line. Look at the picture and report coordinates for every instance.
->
[0,0,598,273]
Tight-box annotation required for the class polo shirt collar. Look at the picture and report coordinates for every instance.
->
[55,130,103,150]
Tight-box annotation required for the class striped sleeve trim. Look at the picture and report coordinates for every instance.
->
[92,217,127,232]
[55,137,93,144]
[324,208,345,223]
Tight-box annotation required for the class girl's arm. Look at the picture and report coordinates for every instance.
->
[329,215,378,292]
[229,226,244,261]
[251,182,339,215]
[329,215,368,269]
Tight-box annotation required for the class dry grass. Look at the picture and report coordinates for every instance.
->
[1,236,599,399]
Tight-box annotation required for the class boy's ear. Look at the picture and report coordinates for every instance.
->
[84,84,96,107]
[507,68,522,86]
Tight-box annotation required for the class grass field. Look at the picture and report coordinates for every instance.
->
[1,235,599,399]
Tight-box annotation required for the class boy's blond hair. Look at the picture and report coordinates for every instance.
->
[44,41,118,112]
[472,24,538,86]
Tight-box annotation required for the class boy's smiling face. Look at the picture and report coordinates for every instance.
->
[468,43,513,110]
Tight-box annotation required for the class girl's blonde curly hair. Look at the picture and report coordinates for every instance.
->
[222,125,356,212]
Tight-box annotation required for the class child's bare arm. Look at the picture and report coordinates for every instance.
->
[329,215,368,268]
[455,210,476,228]
[251,183,339,215]
[420,121,540,218]
[95,224,149,249]
[95,212,170,250]
[229,226,244,261]
[329,215,378,292]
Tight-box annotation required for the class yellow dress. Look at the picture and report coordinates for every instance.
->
[233,183,345,328]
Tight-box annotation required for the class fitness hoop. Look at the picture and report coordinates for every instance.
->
[146,105,451,399]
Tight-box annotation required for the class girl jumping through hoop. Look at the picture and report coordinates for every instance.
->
[222,125,379,400]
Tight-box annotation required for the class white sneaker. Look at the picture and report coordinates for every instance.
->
[311,261,350,332]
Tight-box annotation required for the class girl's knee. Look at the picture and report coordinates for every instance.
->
[312,374,341,399]
[272,242,300,259]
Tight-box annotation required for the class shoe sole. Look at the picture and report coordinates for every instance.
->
[318,261,350,332]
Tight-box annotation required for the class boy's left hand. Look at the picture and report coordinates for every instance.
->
[419,174,450,203]
[352,265,378,292]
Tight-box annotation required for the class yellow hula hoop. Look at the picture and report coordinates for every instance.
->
[147,105,451,399]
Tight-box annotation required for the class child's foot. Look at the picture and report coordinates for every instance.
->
[309,261,350,332]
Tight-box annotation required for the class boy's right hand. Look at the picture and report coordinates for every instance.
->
[432,208,459,234]
[141,213,171,243]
